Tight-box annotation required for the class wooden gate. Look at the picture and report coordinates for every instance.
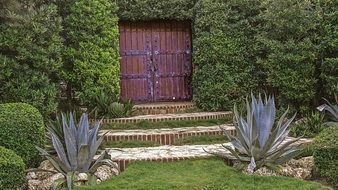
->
[119,20,192,102]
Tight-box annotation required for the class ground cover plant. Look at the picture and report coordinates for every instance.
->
[75,158,328,190]
[290,112,326,138]
[102,117,231,130]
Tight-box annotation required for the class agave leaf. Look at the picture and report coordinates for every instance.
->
[36,146,67,175]
[62,113,77,170]
[78,114,89,149]
[66,172,74,190]
[274,113,296,144]
[69,112,77,143]
[273,149,301,165]
[50,133,71,170]
[231,139,248,154]
[87,150,107,173]
[89,159,119,174]
[77,144,90,172]
[26,168,58,174]
[221,144,251,162]
[267,137,301,160]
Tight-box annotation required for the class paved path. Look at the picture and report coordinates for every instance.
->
[106,138,312,171]
[101,125,235,145]
[98,111,232,124]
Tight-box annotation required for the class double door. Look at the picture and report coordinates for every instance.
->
[119,21,192,102]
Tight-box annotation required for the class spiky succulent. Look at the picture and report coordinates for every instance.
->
[36,113,118,189]
[210,94,301,173]
[317,99,338,125]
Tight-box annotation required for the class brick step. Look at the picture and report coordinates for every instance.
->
[101,125,236,145]
[133,102,196,115]
[97,111,232,125]
[106,138,312,171]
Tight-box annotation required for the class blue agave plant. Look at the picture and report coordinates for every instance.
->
[211,94,301,173]
[36,113,118,189]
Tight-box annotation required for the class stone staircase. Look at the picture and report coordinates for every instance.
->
[98,111,232,124]
[100,102,312,172]
[106,138,313,171]
[101,125,236,145]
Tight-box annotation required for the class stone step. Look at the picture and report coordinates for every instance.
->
[101,125,236,145]
[98,111,232,125]
[133,102,196,115]
[107,138,312,171]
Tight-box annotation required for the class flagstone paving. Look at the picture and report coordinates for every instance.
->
[96,111,232,124]
[101,125,236,145]
[106,138,312,171]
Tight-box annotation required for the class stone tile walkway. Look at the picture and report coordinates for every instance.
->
[107,138,312,171]
[101,125,236,145]
[98,111,232,124]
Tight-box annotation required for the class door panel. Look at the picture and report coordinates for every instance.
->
[119,21,192,102]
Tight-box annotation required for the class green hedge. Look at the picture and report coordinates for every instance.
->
[0,146,25,190]
[257,0,321,113]
[0,1,62,118]
[313,125,338,187]
[117,0,197,20]
[0,103,45,167]
[319,0,338,99]
[59,0,120,108]
[192,0,260,110]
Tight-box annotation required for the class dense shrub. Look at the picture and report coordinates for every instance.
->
[192,0,260,110]
[117,0,197,20]
[256,0,321,114]
[0,0,62,117]
[0,103,45,167]
[0,146,25,190]
[318,0,338,99]
[313,125,338,187]
[59,0,120,108]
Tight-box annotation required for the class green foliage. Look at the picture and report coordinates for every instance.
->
[117,0,197,20]
[210,94,300,173]
[192,0,260,111]
[90,91,135,118]
[37,113,118,189]
[0,146,25,190]
[319,0,338,99]
[59,0,120,108]
[313,125,338,187]
[0,103,45,167]
[0,1,62,117]
[257,0,321,113]
[290,112,326,138]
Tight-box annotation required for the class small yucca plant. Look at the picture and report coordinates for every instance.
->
[317,100,338,125]
[209,94,301,173]
[36,113,118,190]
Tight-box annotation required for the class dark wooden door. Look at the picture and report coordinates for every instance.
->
[119,21,192,102]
